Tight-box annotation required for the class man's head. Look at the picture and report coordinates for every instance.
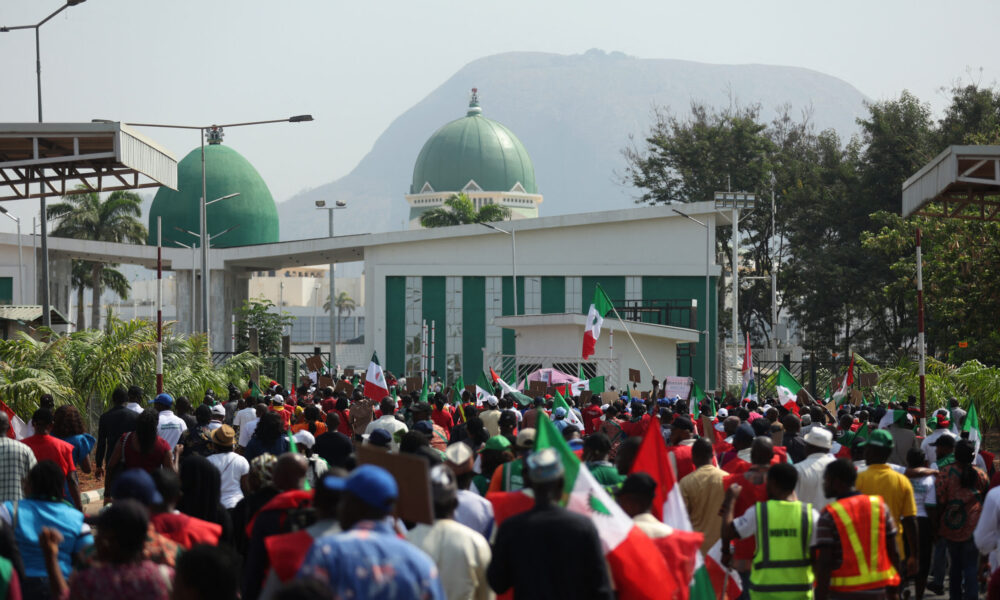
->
[669,416,694,445]
[732,423,755,451]
[153,393,173,412]
[781,414,801,435]
[863,429,893,465]
[691,437,714,468]
[331,465,399,530]
[526,447,565,504]
[750,436,774,466]
[111,468,165,507]
[907,448,928,469]
[150,468,181,513]
[379,397,396,415]
[429,464,459,520]
[582,432,612,462]
[948,397,960,408]
[0,412,8,437]
[313,469,347,521]
[211,425,238,453]
[931,431,956,459]
[173,544,241,600]
[30,407,53,433]
[128,385,144,406]
[272,452,309,491]
[766,462,799,500]
[615,472,657,518]
[412,402,432,421]
[112,385,129,406]
[723,416,741,437]
[802,427,833,455]
[93,499,149,564]
[823,458,857,499]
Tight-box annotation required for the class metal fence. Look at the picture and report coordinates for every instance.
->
[750,354,842,400]
[211,352,332,390]
[485,353,621,390]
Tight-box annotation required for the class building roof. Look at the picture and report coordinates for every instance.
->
[493,313,701,343]
[902,145,1000,221]
[147,140,279,248]
[0,306,69,325]
[410,90,537,195]
[0,122,177,201]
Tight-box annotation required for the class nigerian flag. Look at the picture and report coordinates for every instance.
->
[570,376,606,396]
[475,371,492,407]
[419,376,429,403]
[553,389,585,430]
[963,402,982,452]
[452,376,465,405]
[775,366,802,405]
[691,379,714,418]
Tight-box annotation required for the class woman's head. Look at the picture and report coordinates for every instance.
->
[177,455,222,521]
[94,499,148,563]
[335,396,349,412]
[136,408,159,453]
[52,405,85,438]
[254,412,284,444]
[25,460,64,499]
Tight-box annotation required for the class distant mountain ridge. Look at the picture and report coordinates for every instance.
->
[278,49,870,240]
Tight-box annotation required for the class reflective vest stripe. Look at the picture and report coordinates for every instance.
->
[829,501,869,578]
[828,495,900,590]
[750,500,814,595]
[868,496,880,574]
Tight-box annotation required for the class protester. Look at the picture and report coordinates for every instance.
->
[95,385,139,480]
[173,544,241,600]
[406,465,494,600]
[365,398,408,451]
[0,412,36,502]
[722,436,774,592]
[793,427,836,511]
[291,405,327,436]
[0,461,92,599]
[813,459,901,600]
[125,386,144,413]
[444,443,495,539]
[679,436,726,552]
[974,484,1000,600]
[105,408,173,498]
[479,397,502,437]
[148,468,223,548]
[616,472,674,538]
[934,439,989,600]
[21,408,82,509]
[207,425,251,510]
[231,454,280,554]
[487,447,614,599]
[176,404,215,459]
[888,411,919,467]
[245,412,291,462]
[722,463,818,599]
[907,448,936,600]
[176,455,233,545]
[176,396,198,430]
[298,464,446,599]
[239,403,269,449]
[52,405,95,478]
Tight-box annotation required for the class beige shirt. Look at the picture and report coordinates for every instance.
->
[679,464,726,553]
[406,518,494,600]
[479,409,502,438]
[633,512,675,539]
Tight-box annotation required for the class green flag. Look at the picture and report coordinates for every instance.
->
[963,402,981,452]
[250,380,261,399]
[420,377,429,403]
[578,363,585,380]
[855,422,870,442]
[690,380,706,418]
[475,371,492,406]
[775,366,803,406]
[452,376,465,405]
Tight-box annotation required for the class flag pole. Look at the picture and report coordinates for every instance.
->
[608,305,654,380]
[916,228,927,437]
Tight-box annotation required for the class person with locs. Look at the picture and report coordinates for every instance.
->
[487,447,614,600]
[793,427,836,511]
[813,458,902,600]
[298,465,446,599]
[407,464,494,600]
[722,462,819,600]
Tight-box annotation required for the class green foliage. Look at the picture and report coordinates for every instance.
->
[234,298,294,356]
[0,318,263,428]
[323,291,357,316]
[418,193,511,228]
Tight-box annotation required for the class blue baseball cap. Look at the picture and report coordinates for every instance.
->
[153,393,173,407]
[324,464,398,511]
[368,428,392,447]
[111,468,163,506]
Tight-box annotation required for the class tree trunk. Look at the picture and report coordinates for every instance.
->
[76,285,85,331]
[90,263,103,331]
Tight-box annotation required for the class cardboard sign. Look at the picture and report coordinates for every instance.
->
[406,377,422,393]
[858,373,878,388]
[356,445,433,525]
[318,376,334,389]
[601,391,619,405]
[663,376,692,400]
[579,390,594,406]
[305,355,324,373]
[334,380,353,395]
[850,389,863,406]
[640,391,650,400]
[629,369,641,383]
[528,381,548,398]
[540,370,551,383]
[343,368,355,378]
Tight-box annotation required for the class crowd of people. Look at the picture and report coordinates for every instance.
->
[0,373,998,600]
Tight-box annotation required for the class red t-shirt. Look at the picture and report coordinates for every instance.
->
[120,433,171,473]
[431,408,454,432]
[581,406,603,435]
[669,445,696,480]
[21,433,75,476]
[724,469,769,560]
[150,512,223,549]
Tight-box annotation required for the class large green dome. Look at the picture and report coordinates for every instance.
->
[410,93,537,195]
[147,141,278,248]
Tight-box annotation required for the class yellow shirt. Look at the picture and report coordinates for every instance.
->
[856,463,917,557]
[679,464,727,553]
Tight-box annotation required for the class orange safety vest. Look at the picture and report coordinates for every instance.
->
[827,495,901,592]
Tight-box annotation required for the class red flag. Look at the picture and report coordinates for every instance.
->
[629,417,692,529]
[846,352,855,387]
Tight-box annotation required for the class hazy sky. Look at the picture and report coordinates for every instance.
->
[1,0,998,229]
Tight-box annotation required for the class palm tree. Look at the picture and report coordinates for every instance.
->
[48,189,146,330]
[323,292,357,341]
[418,192,511,228]
[70,260,131,329]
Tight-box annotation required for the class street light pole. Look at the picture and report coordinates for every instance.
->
[0,208,24,304]
[126,114,313,349]
[673,208,711,391]
[480,223,518,316]
[316,200,347,374]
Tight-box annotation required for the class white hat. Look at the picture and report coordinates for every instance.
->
[210,404,225,417]
[803,427,833,450]
[293,430,316,449]
[717,408,729,418]
[271,394,284,405]
[487,395,499,406]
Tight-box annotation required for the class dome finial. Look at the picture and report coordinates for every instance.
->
[206,126,224,145]
[467,88,482,117]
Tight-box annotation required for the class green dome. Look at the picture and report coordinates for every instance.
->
[410,94,537,195]
[148,142,278,248]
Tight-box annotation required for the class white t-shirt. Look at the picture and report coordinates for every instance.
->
[733,502,820,547]
[455,488,495,540]
[156,410,188,449]
[207,451,250,509]
[239,418,259,447]
[233,407,257,430]
[909,474,936,518]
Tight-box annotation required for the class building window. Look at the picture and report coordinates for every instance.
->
[405,276,423,377]
[565,277,582,314]
[485,276,503,359]
[524,276,541,315]
[446,277,463,384]
[626,277,642,303]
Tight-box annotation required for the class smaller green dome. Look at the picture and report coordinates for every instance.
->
[410,90,537,195]
[148,139,278,248]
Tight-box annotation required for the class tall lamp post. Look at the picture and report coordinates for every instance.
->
[3,0,89,328]
[316,200,347,374]
[479,223,518,317]
[0,207,24,304]
[173,218,240,339]
[125,114,313,348]
[672,208,712,392]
